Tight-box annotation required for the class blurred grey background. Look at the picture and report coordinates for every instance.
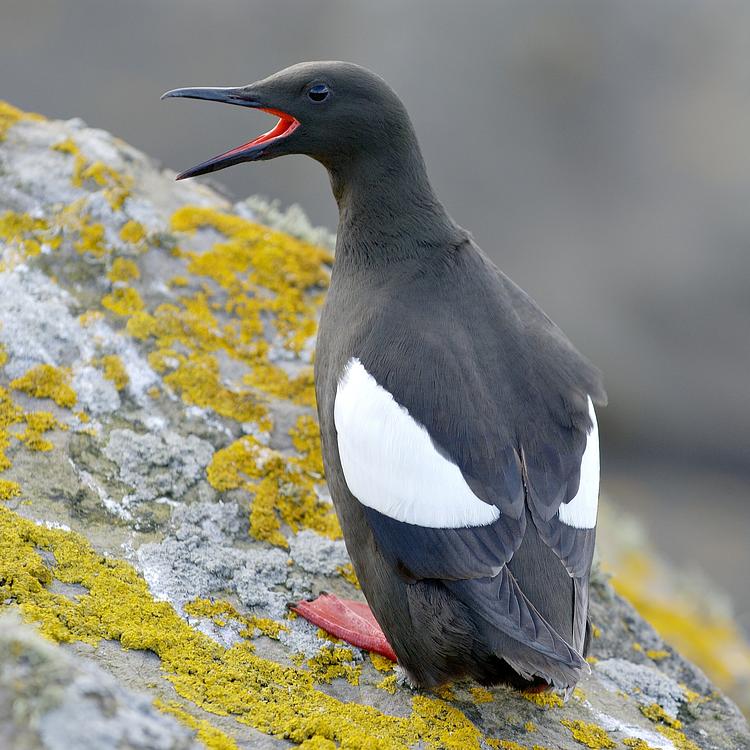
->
[2,1,749,629]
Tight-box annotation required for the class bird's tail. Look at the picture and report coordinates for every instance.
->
[445,567,588,690]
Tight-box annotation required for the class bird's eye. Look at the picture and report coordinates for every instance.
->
[308,84,330,102]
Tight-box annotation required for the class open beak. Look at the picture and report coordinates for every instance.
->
[161,86,300,179]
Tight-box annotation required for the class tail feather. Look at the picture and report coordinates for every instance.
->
[504,647,588,694]
[444,566,586,679]
[469,615,589,691]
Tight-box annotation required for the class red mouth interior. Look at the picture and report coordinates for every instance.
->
[222,108,300,157]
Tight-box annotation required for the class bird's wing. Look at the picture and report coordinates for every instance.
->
[335,357,526,580]
[333,264,603,661]
[334,351,599,663]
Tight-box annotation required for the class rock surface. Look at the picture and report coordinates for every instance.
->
[0,611,201,750]
[0,101,748,750]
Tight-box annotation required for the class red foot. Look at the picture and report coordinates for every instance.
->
[524,678,551,693]
[292,593,398,662]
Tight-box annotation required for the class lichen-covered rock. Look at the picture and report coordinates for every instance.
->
[0,611,201,750]
[0,101,748,750]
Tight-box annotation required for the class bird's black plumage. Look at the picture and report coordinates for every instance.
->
[164,61,606,690]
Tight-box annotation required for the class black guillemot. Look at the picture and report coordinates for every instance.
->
[163,61,606,691]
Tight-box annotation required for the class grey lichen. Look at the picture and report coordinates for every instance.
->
[103,428,214,505]
[137,500,293,617]
[0,266,88,381]
[238,195,336,251]
[596,658,687,717]
[72,365,120,416]
[288,529,351,576]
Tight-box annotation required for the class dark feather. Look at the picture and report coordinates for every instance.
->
[307,63,606,686]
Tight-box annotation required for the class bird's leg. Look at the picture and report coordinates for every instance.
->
[291,593,398,662]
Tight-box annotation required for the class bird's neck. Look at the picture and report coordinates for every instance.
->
[328,143,464,266]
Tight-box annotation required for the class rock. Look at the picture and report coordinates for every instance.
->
[0,611,201,750]
[0,100,748,750]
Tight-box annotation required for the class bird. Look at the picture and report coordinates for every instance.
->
[163,61,606,692]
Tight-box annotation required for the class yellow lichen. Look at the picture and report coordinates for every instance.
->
[315,628,343,646]
[433,684,456,701]
[52,136,132,211]
[0,100,44,140]
[75,160,133,211]
[645,649,669,662]
[10,364,76,408]
[376,674,398,694]
[73,221,108,257]
[146,348,180,374]
[185,598,235,628]
[0,211,60,257]
[654,725,700,750]
[155,700,240,750]
[370,652,395,673]
[469,686,494,704]
[0,480,21,500]
[163,354,268,427]
[183,597,288,640]
[107,257,140,283]
[411,696,482,750]
[681,686,702,704]
[639,703,681,729]
[560,719,615,749]
[94,206,338,543]
[305,645,361,686]
[0,504,493,749]
[98,354,129,391]
[119,220,146,245]
[0,385,24,471]
[52,137,78,156]
[289,415,324,475]
[0,101,26,139]
[486,741,549,750]
[524,721,536,733]
[487,740,526,750]
[101,287,145,316]
[591,624,601,639]
[297,738,337,750]
[337,562,361,589]
[522,690,564,709]
[251,616,289,639]
[242,357,316,408]
[623,740,659,750]
[206,432,340,548]
[17,411,61,451]
[171,205,330,354]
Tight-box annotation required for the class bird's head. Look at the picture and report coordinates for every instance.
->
[162,61,414,180]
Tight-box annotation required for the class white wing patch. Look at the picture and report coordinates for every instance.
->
[558,397,600,529]
[334,358,500,529]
